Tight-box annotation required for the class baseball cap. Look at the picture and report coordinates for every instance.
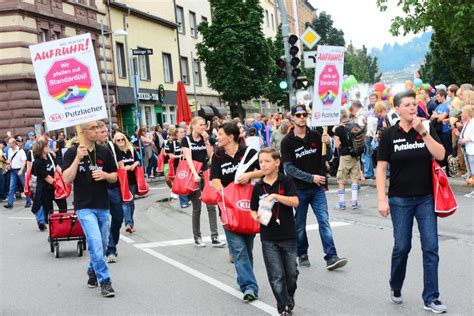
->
[291,104,307,115]
[435,84,447,91]
[27,131,35,137]
[15,136,24,142]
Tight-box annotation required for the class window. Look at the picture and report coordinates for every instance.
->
[202,16,208,24]
[163,53,173,83]
[189,11,197,37]
[137,47,151,80]
[116,42,126,78]
[265,10,269,27]
[39,29,49,42]
[144,106,152,128]
[180,57,189,84]
[271,13,274,30]
[176,6,185,34]
[167,105,176,125]
[192,59,202,86]
[51,31,61,40]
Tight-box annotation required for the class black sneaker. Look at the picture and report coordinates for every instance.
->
[390,289,403,304]
[25,203,31,208]
[326,256,348,271]
[100,278,115,297]
[297,254,311,267]
[3,204,12,209]
[87,269,98,288]
[288,296,295,311]
[38,223,47,231]
[211,238,226,248]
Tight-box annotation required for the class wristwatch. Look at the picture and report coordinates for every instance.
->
[420,131,428,138]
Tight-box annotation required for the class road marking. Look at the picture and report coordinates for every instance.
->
[119,234,135,244]
[140,247,278,315]
[149,187,169,190]
[134,221,351,249]
[8,216,35,220]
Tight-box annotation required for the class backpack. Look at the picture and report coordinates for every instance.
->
[344,123,365,157]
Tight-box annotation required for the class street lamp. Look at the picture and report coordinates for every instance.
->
[100,19,127,133]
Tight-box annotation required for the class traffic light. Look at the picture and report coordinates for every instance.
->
[275,58,288,90]
[288,34,303,90]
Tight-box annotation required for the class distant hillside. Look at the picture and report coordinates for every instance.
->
[371,32,432,73]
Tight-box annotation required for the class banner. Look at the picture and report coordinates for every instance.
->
[311,45,345,127]
[29,33,107,131]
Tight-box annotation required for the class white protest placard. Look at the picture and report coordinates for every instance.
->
[311,45,345,127]
[29,33,107,131]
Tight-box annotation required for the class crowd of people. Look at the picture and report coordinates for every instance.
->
[1,81,473,315]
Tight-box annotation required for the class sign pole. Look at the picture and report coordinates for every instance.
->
[100,20,114,134]
[130,50,144,168]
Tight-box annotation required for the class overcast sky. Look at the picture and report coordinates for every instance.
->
[307,0,420,50]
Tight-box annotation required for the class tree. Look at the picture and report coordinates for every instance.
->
[377,0,474,84]
[197,0,273,117]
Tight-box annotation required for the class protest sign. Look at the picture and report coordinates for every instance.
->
[311,45,345,127]
[29,33,107,130]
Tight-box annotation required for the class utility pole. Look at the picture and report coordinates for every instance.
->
[276,0,296,108]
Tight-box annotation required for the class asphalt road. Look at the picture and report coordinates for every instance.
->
[1,180,472,315]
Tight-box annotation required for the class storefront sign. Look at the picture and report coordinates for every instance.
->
[29,33,107,130]
[138,92,159,101]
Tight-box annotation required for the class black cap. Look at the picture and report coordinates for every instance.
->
[15,136,24,142]
[291,104,307,115]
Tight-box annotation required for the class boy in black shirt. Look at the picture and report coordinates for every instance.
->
[251,147,299,315]
[62,121,117,298]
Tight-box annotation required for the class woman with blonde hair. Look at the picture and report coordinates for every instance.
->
[182,116,225,248]
[113,132,140,234]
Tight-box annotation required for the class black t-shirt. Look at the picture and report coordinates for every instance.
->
[62,144,117,210]
[26,149,33,163]
[181,135,209,171]
[250,174,298,241]
[33,156,54,188]
[210,146,259,188]
[334,124,352,156]
[281,128,323,190]
[165,140,182,170]
[121,149,139,185]
[104,142,123,189]
[377,122,441,197]
[56,139,65,160]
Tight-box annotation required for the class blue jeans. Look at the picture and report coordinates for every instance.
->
[0,169,6,199]
[123,184,136,227]
[388,194,439,304]
[7,169,31,206]
[362,136,374,178]
[77,208,111,284]
[295,187,337,261]
[147,154,157,176]
[224,228,258,296]
[34,205,45,225]
[179,195,189,207]
[106,187,123,257]
[262,239,299,313]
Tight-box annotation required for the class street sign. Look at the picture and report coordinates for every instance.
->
[300,27,320,50]
[132,48,153,55]
[303,51,317,68]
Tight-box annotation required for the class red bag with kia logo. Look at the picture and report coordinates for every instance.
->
[167,158,175,181]
[432,160,457,217]
[134,166,150,196]
[156,151,165,174]
[200,169,218,205]
[117,169,133,202]
[53,171,72,200]
[171,160,203,195]
[217,183,260,235]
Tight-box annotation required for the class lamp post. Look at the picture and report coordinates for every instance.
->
[100,19,127,133]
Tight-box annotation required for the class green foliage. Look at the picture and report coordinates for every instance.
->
[376,0,474,84]
[197,0,273,116]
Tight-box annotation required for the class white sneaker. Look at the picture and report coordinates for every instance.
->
[194,238,206,248]
[106,254,117,263]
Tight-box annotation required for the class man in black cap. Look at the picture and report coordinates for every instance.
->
[281,104,348,270]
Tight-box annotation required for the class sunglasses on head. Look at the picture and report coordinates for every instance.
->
[295,112,308,118]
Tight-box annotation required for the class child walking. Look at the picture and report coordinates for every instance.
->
[250,147,299,316]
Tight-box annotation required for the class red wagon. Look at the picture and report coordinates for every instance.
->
[48,211,86,258]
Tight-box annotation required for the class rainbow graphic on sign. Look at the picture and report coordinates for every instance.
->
[318,64,340,106]
[52,85,89,104]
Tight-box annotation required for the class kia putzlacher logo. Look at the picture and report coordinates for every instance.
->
[236,199,250,211]
[49,113,64,122]
[177,170,188,179]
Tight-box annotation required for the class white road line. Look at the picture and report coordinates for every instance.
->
[8,216,35,220]
[140,247,278,315]
[148,187,169,190]
[119,234,135,244]
[134,221,351,249]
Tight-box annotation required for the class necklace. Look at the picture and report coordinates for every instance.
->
[87,143,97,168]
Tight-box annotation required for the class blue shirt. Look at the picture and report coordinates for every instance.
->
[251,121,264,133]
[435,103,450,133]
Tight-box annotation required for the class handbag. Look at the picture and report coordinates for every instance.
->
[156,149,165,174]
[117,168,133,202]
[432,160,457,217]
[200,169,218,205]
[134,166,150,196]
[48,154,71,200]
[171,159,203,195]
[167,157,175,181]
[217,147,260,234]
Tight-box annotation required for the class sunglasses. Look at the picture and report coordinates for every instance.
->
[116,138,125,142]
[295,112,308,118]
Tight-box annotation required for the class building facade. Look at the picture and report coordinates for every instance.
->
[0,0,111,136]
[284,0,317,36]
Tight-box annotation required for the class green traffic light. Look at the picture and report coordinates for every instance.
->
[279,80,288,90]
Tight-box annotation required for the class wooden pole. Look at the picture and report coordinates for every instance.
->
[75,125,85,145]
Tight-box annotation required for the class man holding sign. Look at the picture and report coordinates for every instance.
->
[62,121,117,297]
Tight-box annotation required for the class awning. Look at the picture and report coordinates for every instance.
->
[198,105,214,117]
[211,106,226,117]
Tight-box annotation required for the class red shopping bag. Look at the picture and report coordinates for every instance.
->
[156,151,165,174]
[217,183,260,235]
[171,160,203,195]
[24,170,33,199]
[432,160,457,217]
[166,158,175,181]
[200,169,218,205]
[117,169,133,202]
[134,166,150,196]
[53,171,72,200]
